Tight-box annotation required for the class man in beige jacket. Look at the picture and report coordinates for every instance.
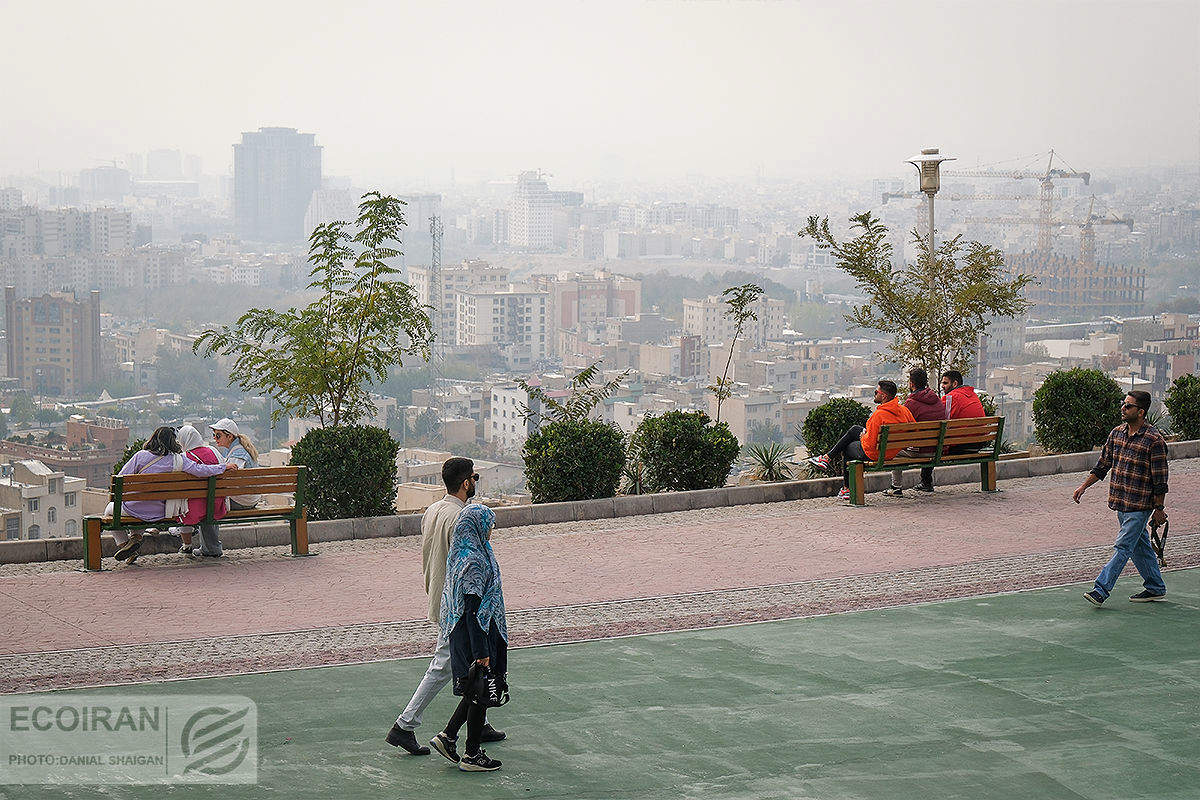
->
[386,458,505,756]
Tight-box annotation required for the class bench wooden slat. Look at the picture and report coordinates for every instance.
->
[113,480,299,498]
[115,466,299,485]
[883,451,992,465]
[118,487,297,502]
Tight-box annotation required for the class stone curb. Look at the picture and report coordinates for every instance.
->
[5,442,1199,565]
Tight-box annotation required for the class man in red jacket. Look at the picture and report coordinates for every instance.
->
[884,367,946,497]
[807,379,915,502]
[941,370,986,420]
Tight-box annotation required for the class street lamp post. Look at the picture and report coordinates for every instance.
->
[905,147,956,257]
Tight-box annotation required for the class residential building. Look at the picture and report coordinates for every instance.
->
[233,127,322,242]
[5,287,102,396]
[638,335,705,379]
[531,271,642,355]
[507,171,554,250]
[456,285,549,367]
[0,459,86,539]
[408,260,510,348]
[709,390,783,443]
[1131,338,1199,394]
[488,384,535,454]
[683,295,786,346]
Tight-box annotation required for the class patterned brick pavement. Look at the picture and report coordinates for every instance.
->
[1,461,1196,693]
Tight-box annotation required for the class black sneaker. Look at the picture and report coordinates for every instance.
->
[386,723,429,755]
[430,732,460,763]
[882,485,904,497]
[458,749,501,772]
[1129,590,1167,603]
[113,535,143,563]
[1084,590,1105,607]
[480,723,506,743]
[914,484,934,493]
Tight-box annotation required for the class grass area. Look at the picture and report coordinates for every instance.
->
[5,569,1199,800]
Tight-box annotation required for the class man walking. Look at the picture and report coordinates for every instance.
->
[386,457,506,754]
[807,379,915,502]
[1073,390,1169,606]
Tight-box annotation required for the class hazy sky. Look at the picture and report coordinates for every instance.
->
[2,0,1197,184]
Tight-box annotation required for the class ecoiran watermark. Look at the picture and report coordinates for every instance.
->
[0,694,257,785]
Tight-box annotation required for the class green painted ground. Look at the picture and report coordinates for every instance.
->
[4,570,1200,800]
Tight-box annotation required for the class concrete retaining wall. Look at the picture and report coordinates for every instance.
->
[5,439,1198,566]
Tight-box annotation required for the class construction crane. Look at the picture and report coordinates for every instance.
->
[425,215,445,447]
[964,197,1132,264]
[943,149,1090,252]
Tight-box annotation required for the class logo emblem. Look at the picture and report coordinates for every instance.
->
[180,706,251,776]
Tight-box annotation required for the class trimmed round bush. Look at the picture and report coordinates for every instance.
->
[1032,368,1123,453]
[113,438,148,476]
[522,419,625,504]
[1165,373,1200,440]
[290,425,399,519]
[800,397,871,466]
[630,410,740,492]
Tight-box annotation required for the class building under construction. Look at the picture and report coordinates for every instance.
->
[1005,250,1145,320]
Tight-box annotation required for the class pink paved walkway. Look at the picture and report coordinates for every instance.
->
[2,462,1197,655]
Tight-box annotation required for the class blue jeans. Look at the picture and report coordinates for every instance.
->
[1093,509,1165,600]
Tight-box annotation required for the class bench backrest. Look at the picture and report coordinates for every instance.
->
[109,466,306,525]
[874,416,1004,466]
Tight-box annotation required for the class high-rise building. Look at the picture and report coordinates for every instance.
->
[456,285,549,367]
[233,127,322,243]
[507,171,554,250]
[5,287,102,396]
[408,259,510,348]
[683,295,786,346]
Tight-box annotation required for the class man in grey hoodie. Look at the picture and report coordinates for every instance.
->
[885,368,947,496]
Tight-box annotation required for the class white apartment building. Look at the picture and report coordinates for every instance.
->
[0,459,86,540]
[488,384,535,453]
[683,295,787,346]
[409,260,510,348]
[456,286,549,366]
[507,171,554,250]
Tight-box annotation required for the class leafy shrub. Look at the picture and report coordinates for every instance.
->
[800,398,871,469]
[1032,368,1123,453]
[522,419,625,504]
[630,410,740,492]
[290,425,399,519]
[112,439,148,477]
[1165,373,1200,440]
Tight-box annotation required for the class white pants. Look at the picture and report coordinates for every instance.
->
[396,630,452,731]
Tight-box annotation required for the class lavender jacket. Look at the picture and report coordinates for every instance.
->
[115,449,229,521]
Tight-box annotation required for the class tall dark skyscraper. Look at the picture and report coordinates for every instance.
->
[233,127,322,243]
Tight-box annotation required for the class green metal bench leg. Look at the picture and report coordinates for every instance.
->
[981,460,998,492]
[848,461,866,506]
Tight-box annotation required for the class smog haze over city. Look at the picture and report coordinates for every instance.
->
[0,0,1198,518]
[3,0,1197,182]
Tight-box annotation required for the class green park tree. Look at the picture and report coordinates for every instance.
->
[194,192,434,427]
[709,283,764,424]
[800,213,1032,382]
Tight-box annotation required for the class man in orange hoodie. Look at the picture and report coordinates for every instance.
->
[806,380,916,501]
[811,381,912,501]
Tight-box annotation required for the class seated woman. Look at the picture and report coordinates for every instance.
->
[210,418,262,510]
[171,424,231,558]
[112,426,236,564]
[430,504,508,773]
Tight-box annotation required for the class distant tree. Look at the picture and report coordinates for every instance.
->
[709,283,764,424]
[800,212,1032,383]
[517,362,629,426]
[113,438,148,476]
[195,192,434,427]
[9,393,35,425]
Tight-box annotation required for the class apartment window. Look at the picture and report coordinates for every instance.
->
[27,498,39,513]
[64,492,76,507]
[48,478,59,494]
[27,525,40,540]
[5,518,18,540]
[48,507,57,524]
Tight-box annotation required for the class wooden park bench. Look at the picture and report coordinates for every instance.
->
[83,466,310,570]
[846,416,1005,506]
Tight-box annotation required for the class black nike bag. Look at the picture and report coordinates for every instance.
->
[466,662,510,708]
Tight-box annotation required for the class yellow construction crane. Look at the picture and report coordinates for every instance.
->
[943,149,1090,252]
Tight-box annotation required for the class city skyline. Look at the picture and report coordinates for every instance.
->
[1,1,1197,184]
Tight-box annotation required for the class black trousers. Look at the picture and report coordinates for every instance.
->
[445,696,487,755]
[829,425,867,484]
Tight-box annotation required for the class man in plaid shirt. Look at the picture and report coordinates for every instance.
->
[1073,390,1169,606]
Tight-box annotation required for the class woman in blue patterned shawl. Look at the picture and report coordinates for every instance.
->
[430,503,508,771]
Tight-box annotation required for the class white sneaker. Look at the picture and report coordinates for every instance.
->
[837,487,852,502]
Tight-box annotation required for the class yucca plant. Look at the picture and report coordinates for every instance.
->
[744,442,794,482]
[621,458,647,495]
[1147,406,1174,435]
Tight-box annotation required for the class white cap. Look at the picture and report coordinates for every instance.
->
[210,418,239,436]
